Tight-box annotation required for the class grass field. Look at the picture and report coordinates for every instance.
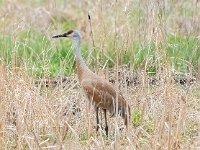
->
[0,0,200,149]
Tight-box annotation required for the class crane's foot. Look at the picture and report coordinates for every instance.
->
[96,124,100,132]
[105,126,108,137]
[119,126,125,131]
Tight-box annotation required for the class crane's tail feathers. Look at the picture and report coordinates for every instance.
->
[110,104,131,126]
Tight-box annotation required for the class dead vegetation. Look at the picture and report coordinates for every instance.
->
[0,64,199,149]
[0,0,200,149]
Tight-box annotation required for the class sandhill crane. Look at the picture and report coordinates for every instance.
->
[52,30,131,136]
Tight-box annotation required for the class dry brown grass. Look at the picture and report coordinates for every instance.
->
[0,64,199,149]
[0,0,200,149]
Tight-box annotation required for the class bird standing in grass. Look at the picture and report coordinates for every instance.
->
[52,30,130,136]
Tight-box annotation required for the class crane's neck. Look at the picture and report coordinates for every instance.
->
[73,37,90,81]
[73,37,85,65]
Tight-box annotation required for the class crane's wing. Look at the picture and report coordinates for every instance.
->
[81,78,124,112]
[81,77,130,125]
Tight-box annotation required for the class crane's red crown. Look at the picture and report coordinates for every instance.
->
[66,30,74,35]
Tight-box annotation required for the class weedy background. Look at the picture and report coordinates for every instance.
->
[0,0,200,149]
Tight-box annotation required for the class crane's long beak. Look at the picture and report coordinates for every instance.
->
[52,33,67,38]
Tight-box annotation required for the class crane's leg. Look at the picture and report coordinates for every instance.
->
[96,107,100,132]
[103,109,108,136]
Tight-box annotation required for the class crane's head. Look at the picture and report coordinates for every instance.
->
[52,30,81,41]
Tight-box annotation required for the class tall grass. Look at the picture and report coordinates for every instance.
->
[1,29,199,78]
[0,0,200,149]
